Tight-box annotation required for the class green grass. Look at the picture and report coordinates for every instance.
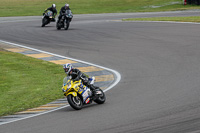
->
[0,0,200,17]
[123,16,200,23]
[0,49,64,116]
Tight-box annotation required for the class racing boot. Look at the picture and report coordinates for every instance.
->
[51,18,56,22]
[89,85,97,100]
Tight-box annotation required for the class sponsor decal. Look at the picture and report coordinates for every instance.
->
[96,91,102,95]
[85,98,90,104]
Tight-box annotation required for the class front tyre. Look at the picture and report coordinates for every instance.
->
[94,88,106,104]
[67,94,83,110]
[65,21,70,30]
[42,18,48,27]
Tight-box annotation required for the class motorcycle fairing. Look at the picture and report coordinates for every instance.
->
[67,92,77,97]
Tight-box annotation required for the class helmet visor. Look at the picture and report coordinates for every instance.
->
[64,68,69,72]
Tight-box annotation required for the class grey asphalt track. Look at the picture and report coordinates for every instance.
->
[1,11,200,133]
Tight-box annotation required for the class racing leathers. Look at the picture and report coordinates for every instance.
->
[68,68,96,94]
[44,7,57,20]
[58,6,71,22]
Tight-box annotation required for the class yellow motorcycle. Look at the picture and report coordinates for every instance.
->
[62,76,106,110]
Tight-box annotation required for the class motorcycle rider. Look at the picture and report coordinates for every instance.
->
[44,4,57,21]
[58,3,71,22]
[63,63,97,96]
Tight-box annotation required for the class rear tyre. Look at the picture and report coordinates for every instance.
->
[67,94,83,110]
[94,88,106,104]
[56,21,61,30]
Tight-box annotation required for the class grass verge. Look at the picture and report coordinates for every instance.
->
[0,0,200,17]
[0,49,64,116]
[123,16,200,23]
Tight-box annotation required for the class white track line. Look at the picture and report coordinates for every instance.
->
[0,39,121,125]
[122,20,200,25]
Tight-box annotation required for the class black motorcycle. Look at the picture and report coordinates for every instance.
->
[41,10,55,27]
[56,10,73,30]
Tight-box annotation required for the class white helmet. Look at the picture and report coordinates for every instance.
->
[63,63,72,74]
[52,4,56,8]
[65,3,69,7]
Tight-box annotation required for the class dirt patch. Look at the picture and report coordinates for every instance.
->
[0,43,15,51]
[0,48,6,51]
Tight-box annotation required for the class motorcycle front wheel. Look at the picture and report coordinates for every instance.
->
[42,18,49,27]
[67,94,83,110]
[65,21,70,30]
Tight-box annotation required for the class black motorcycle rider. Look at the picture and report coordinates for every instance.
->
[58,3,71,22]
[44,4,57,21]
[63,63,97,95]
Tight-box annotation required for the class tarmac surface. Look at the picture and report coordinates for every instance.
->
[1,11,200,133]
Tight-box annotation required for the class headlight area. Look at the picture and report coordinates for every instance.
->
[62,84,72,92]
[62,88,66,92]
[67,84,71,90]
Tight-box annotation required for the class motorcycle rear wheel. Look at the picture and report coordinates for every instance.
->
[94,88,106,104]
[56,21,61,30]
[67,94,83,110]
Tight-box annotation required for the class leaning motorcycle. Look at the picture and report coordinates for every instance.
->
[56,10,73,30]
[41,10,55,27]
[62,76,106,110]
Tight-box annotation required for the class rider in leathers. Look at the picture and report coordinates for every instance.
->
[44,4,57,21]
[63,63,96,95]
[58,3,71,22]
